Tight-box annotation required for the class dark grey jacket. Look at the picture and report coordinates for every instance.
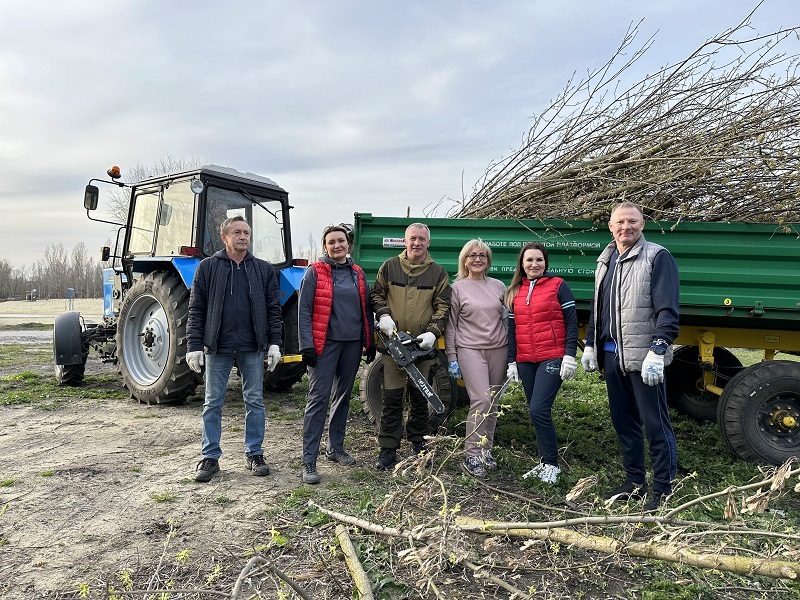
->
[187,250,282,354]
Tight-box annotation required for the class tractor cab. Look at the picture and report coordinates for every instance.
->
[61,164,306,404]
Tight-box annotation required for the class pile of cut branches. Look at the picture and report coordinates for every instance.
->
[306,443,800,599]
[453,7,800,223]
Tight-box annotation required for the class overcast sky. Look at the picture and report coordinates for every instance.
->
[1,0,796,268]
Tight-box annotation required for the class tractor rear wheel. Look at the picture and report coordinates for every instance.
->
[116,272,199,404]
[263,295,306,392]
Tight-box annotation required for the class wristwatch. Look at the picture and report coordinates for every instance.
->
[649,345,667,356]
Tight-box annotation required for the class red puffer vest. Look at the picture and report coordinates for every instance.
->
[512,276,566,363]
[310,262,372,355]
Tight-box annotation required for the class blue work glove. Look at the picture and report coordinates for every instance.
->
[641,350,665,386]
[448,360,461,379]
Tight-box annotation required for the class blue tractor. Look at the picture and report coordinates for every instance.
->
[53,165,307,403]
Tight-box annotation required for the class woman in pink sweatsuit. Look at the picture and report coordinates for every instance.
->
[445,239,508,478]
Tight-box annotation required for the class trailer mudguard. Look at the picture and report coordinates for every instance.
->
[53,311,84,366]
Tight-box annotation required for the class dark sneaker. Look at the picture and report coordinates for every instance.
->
[195,457,220,483]
[245,454,270,476]
[302,462,321,485]
[326,450,356,466]
[461,456,487,479]
[602,481,647,502]
[375,448,397,471]
[644,490,668,512]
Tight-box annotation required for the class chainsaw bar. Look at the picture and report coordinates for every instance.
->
[380,330,445,414]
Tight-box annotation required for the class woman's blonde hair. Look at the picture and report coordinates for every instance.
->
[456,239,492,280]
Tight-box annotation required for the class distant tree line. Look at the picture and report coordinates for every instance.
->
[0,243,106,300]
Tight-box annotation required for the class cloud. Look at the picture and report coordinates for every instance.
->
[0,0,797,268]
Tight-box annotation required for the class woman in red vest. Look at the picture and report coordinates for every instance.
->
[298,224,375,485]
[505,242,578,484]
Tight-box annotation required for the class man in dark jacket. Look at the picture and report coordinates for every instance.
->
[187,216,283,482]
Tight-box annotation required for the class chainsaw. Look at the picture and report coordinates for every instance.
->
[378,330,445,414]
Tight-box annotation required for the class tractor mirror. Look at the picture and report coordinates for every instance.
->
[84,185,99,210]
[159,203,173,226]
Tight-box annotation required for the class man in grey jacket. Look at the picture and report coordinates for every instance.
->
[187,216,283,482]
[582,202,679,511]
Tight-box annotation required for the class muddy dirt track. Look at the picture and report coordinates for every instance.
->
[0,322,380,599]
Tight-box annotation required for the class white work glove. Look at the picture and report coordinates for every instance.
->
[506,362,519,383]
[641,350,665,386]
[560,355,578,381]
[378,315,396,337]
[186,351,204,373]
[266,345,281,372]
[416,331,437,351]
[581,347,597,372]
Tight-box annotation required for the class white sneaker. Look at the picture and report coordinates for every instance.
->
[522,463,545,479]
[538,464,560,484]
[522,462,560,483]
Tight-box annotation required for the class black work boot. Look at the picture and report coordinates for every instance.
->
[375,448,397,471]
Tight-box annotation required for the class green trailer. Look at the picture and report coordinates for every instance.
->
[352,213,800,466]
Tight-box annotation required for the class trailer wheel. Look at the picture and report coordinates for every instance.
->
[360,353,456,434]
[666,345,742,421]
[717,360,800,465]
[116,272,199,404]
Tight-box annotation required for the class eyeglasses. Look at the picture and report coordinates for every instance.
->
[467,253,487,260]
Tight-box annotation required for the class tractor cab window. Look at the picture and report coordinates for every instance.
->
[205,186,287,264]
[154,180,194,256]
[128,189,160,255]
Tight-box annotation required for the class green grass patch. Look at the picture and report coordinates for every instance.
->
[149,490,178,503]
[40,471,54,477]
[0,478,17,487]
[0,344,51,369]
[0,323,53,331]
[0,371,127,406]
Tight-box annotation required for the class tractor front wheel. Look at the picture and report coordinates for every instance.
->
[116,272,199,404]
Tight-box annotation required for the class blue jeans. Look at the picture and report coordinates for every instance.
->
[201,351,265,459]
